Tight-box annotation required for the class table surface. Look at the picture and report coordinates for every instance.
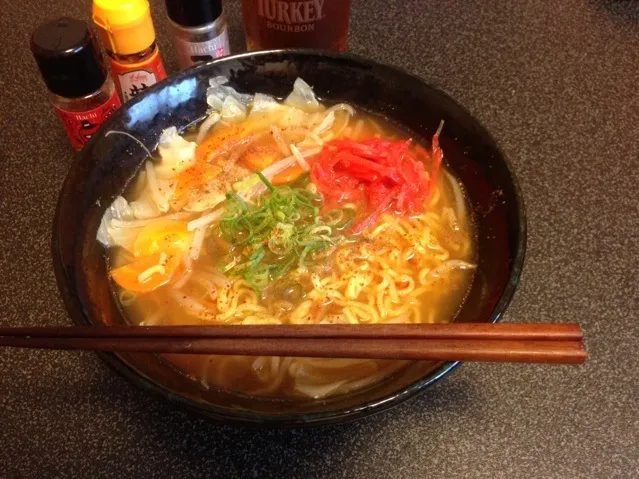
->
[1,0,638,477]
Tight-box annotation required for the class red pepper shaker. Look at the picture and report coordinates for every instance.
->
[30,17,121,151]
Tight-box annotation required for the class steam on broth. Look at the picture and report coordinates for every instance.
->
[99,77,477,399]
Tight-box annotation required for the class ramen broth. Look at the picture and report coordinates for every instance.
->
[102,77,477,399]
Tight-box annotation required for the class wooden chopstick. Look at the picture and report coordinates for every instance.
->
[0,336,585,364]
[0,323,583,340]
[0,324,586,364]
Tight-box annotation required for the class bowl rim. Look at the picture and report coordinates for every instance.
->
[52,48,527,427]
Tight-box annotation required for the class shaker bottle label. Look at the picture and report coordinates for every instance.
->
[258,0,325,27]
[54,90,121,150]
[173,30,230,67]
[110,49,167,102]
[244,0,350,51]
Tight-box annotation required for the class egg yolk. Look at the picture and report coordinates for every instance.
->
[111,220,193,294]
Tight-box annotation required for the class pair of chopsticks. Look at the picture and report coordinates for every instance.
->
[0,323,586,364]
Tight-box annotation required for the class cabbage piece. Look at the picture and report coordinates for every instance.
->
[101,225,140,252]
[206,76,253,112]
[144,161,171,213]
[111,196,134,220]
[285,78,322,112]
[220,95,247,123]
[130,192,161,219]
[278,107,313,128]
[250,93,282,115]
[155,178,177,210]
[97,196,137,249]
[155,127,196,179]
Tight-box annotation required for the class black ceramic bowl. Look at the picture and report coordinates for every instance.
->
[52,50,526,427]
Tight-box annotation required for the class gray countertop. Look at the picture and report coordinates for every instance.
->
[1,0,638,477]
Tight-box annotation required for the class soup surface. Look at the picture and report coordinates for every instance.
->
[99,77,477,399]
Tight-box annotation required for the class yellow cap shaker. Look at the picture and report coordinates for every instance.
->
[92,0,167,103]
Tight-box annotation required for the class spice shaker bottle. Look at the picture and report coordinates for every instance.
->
[92,0,167,103]
[30,17,121,151]
[165,0,230,69]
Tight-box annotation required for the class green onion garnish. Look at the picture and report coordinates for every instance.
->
[213,174,350,291]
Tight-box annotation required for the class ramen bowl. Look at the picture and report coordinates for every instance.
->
[52,50,526,426]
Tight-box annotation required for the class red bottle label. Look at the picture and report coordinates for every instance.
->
[54,90,121,150]
[111,49,167,102]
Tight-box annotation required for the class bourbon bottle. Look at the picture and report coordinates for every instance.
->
[242,0,351,51]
